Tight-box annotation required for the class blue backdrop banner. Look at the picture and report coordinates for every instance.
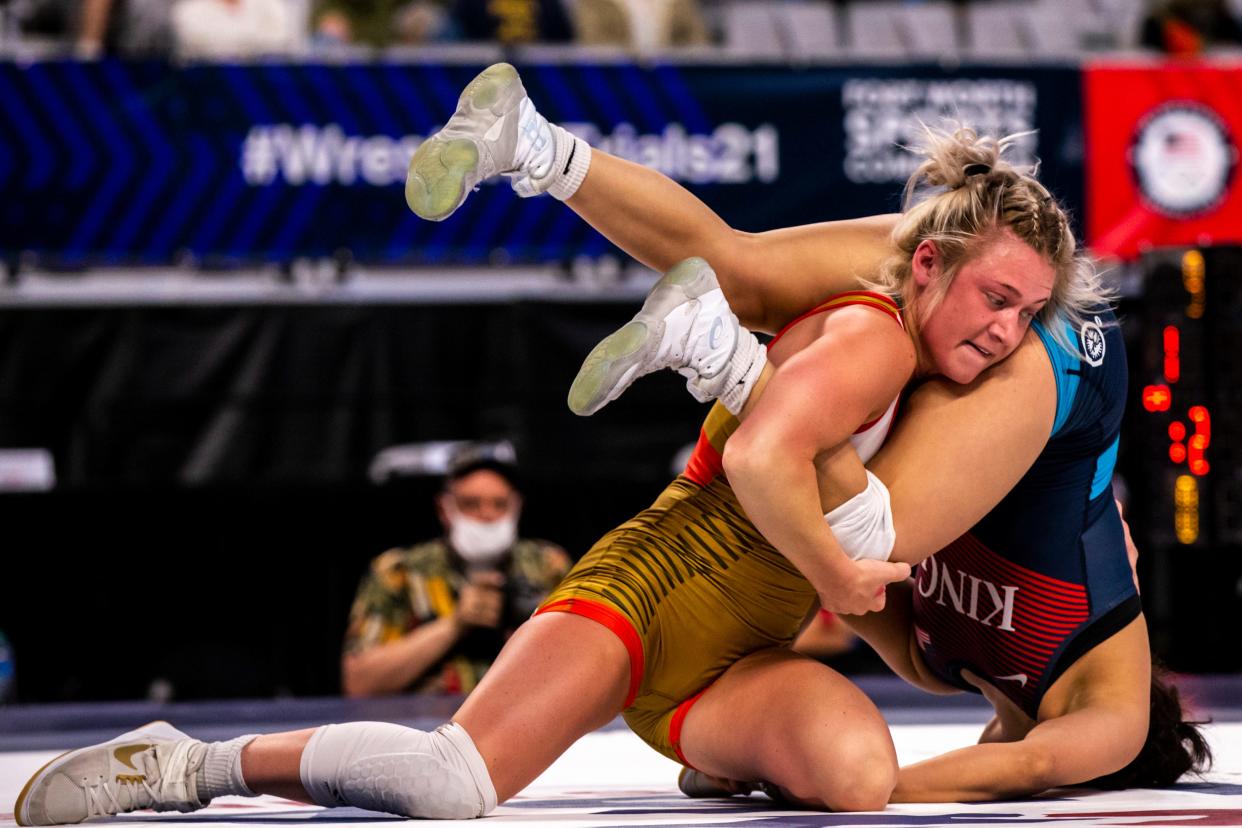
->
[0,60,1084,266]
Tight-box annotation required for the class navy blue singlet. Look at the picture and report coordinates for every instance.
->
[911,310,1139,718]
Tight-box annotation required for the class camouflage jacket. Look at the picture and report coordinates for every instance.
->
[343,537,570,694]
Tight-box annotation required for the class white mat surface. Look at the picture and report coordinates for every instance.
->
[3,723,1240,827]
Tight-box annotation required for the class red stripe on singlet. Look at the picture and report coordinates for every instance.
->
[669,687,711,768]
[534,598,644,708]
[769,291,903,437]
[767,291,903,350]
[683,427,722,488]
[683,291,903,484]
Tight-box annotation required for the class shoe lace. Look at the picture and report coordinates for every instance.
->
[82,740,199,817]
[83,770,158,818]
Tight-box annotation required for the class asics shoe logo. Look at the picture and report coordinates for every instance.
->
[113,744,153,770]
[708,317,724,350]
[520,119,547,152]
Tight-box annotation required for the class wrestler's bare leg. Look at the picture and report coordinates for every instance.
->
[452,612,631,801]
[678,648,897,811]
[239,612,630,804]
[404,65,895,330]
[564,152,896,333]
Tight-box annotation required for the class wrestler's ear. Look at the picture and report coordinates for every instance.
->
[911,239,940,287]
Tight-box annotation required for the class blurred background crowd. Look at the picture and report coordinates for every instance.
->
[2,0,1241,60]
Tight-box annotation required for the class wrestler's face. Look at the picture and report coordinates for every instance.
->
[913,231,1054,384]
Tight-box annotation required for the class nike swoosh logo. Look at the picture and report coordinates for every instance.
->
[995,673,1029,688]
[114,744,153,770]
[708,317,724,350]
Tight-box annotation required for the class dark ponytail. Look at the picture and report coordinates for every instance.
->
[1089,662,1213,789]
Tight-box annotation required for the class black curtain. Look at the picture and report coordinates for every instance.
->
[0,300,706,700]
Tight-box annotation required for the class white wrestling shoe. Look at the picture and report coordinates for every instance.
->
[567,257,742,416]
[15,721,207,825]
[405,63,525,221]
[406,63,565,221]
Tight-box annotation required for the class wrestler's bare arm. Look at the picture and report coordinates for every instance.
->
[569,151,1055,561]
[833,579,960,695]
[794,330,1055,566]
[724,308,914,615]
[566,153,898,332]
[740,328,1056,568]
[872,333,1056,563]
[891,618,1151,802]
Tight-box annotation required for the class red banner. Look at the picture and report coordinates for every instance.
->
[1086,60,1242,260]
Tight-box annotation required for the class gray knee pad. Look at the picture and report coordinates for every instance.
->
[300,721,498,819]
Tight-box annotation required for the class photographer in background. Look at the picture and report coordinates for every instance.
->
[341,446,570,697]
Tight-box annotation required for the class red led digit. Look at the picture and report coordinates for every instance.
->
[1142,385,1171,412]
[1163,326,1180,383]
[1187,406,1211,476]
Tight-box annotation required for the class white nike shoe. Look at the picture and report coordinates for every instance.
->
[567,257,741,416]
[406,63,561,221]
[15,721,207,825]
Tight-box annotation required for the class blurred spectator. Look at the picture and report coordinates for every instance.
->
[14,0,174,56]
[341,445,571,697]
[311,0,458,46]
[12,0,74,40]
[1141,0,1242,54]
[570,0,708,50]
[392,0,456,43]
[117,0,176,56]
[13,0,108,53]
[171,0,302,59]
[453,0,572,43]
[76,0,113,57]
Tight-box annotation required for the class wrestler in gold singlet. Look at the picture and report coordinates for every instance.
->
[537,291,902,764]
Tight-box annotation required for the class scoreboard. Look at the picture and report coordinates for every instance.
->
[1126,246,1242,670]
[1133,247,1242,549]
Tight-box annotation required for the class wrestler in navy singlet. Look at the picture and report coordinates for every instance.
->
[912,309,1136,718]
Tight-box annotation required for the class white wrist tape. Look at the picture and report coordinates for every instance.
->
[824,470,896,562]
[300,721,497,819]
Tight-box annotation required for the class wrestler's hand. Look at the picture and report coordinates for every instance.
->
[455,571,505,629]
[819,558,911,616]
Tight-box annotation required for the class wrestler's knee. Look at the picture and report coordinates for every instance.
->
[302,722,497,819]
[787,733,897,812]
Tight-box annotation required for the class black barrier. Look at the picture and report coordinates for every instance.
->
[0,299,710,700]
[0,60,1085,266]
[0,301,706,487]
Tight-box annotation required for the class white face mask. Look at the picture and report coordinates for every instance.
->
[447,511,518,564]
